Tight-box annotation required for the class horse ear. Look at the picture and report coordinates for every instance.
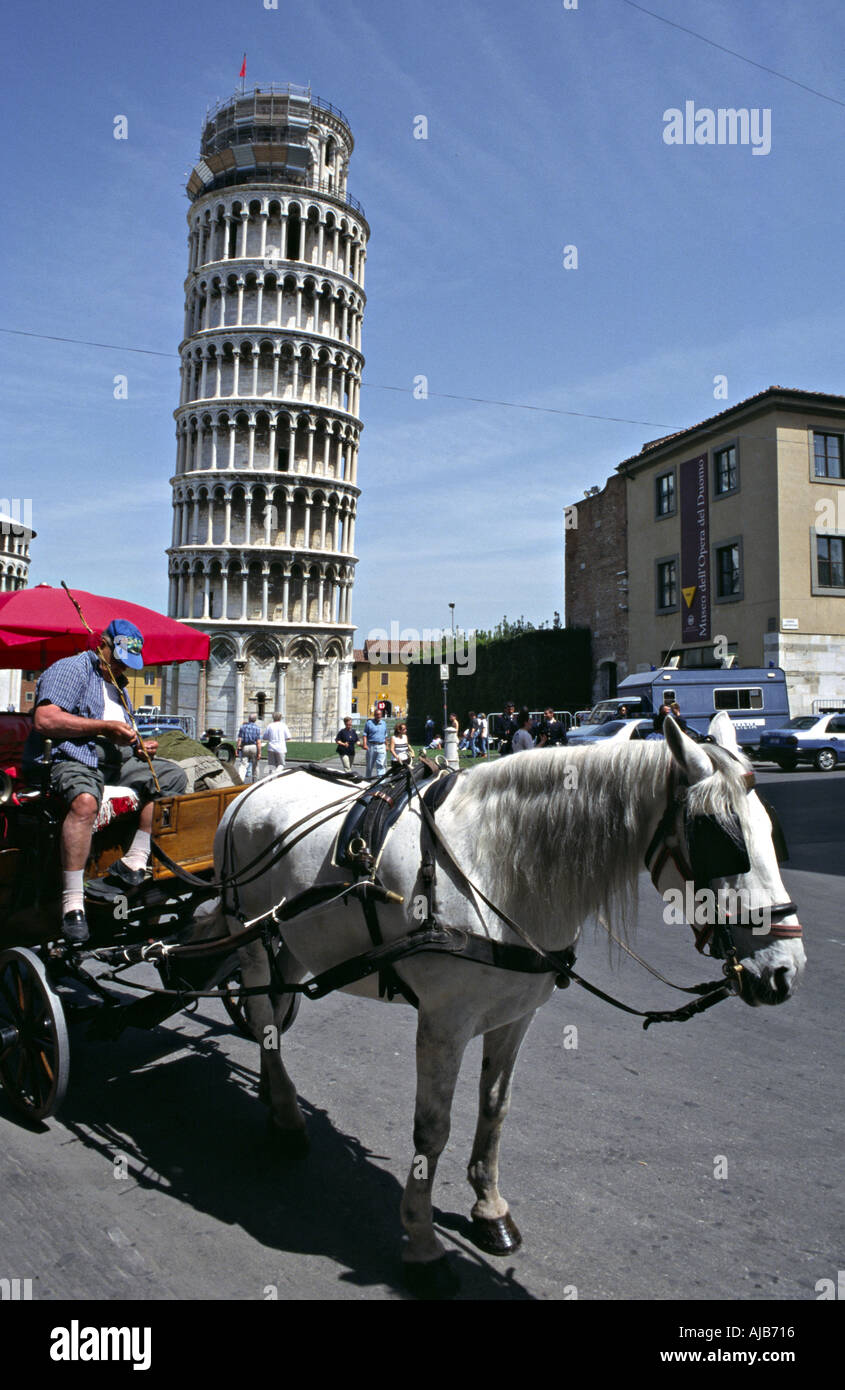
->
[664,713,713,784]
[707,709,740,754]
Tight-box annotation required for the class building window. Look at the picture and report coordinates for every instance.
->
[713,445,738,496]
[656,558,678,611]
[380,672,389,686]
[814,432,844,479]
[655,471,675,518]
[715,541,742,600]
[817,534,845,589]
[714,687,763,711]
[144,671,156,686]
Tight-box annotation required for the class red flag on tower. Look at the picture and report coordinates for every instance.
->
[239,54,246,79]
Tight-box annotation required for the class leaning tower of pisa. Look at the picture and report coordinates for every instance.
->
[163,84,368,739]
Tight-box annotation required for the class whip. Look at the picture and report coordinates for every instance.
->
[60,582,161,793]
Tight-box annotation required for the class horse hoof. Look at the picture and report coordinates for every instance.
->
[266,1119,310,1158]
[403,1255,459,1301]
[470,1212,523,1255]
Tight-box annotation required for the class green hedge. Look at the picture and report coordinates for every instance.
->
[406,627,591,739]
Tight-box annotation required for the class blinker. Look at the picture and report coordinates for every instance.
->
[759,797,789,864]
[685,813,751,884]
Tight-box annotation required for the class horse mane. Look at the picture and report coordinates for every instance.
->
[447,739,755,944]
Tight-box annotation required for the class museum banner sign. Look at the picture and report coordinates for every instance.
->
[679,453,710,644]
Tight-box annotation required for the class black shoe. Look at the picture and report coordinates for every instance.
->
[105,859,147,889]
[62,909,90,947]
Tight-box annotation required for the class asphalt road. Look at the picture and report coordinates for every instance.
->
[0,767,842,1303]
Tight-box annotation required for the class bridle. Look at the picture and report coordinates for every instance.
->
[644,755,803,991]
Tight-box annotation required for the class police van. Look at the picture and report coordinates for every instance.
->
[586,667,790,750]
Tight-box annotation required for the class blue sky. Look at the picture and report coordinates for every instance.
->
[3,0,844,645]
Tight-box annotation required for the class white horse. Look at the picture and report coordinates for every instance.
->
[206,713,805,1296]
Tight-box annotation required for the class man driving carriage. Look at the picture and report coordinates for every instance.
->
[22,619,187,946]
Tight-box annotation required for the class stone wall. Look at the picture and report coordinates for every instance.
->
[764,632,845,714]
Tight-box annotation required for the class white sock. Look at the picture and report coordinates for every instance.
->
[124,829,151,871]
[62,871,85,916]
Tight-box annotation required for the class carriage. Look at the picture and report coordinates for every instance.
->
[0,735,251,1121]
[0,587,257,1123]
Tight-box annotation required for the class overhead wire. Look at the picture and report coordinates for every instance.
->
[618,0,845,109]
[0,324,835,454]
[0,325,681,429]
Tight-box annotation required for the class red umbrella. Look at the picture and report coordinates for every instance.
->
[0,586,210,670]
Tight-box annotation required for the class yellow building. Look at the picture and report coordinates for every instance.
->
[127,666,163,712]
[351,640,411,717]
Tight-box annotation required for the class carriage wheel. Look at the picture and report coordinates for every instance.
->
[0,947,70,1121]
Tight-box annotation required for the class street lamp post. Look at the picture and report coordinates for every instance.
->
[443,602,459,769]
[442,602,456,734]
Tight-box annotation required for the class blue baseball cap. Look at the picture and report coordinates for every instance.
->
[103,618,145,670]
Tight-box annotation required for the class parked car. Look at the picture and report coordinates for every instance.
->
[566,718,654,746]
[758,712,845,771]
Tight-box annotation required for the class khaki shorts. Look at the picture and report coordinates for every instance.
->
[50,752,187,809]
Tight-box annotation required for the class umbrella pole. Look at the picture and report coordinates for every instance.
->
[60,582,162,794]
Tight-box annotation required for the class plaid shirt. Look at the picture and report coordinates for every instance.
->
[237,721,262,747]
[23,650,135,770]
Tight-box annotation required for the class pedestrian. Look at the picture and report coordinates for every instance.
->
[262,710,293,771]
[511,708,535,753]
[424,716,435,747]
[389,721,413,765]
[646,703,672,740]
[536,707,565,747]
[362,709,388,779]
[476,712,489,758]
[335,716,359,770]
[236,713,263,782]
[670,701,688,732]
[467,711,481,757]
[496,701,518,755]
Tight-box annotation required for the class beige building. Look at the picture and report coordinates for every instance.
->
[566,387,845,712]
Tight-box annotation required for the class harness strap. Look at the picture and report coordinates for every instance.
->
[295,929,577,1001]
[150,768,376,898]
